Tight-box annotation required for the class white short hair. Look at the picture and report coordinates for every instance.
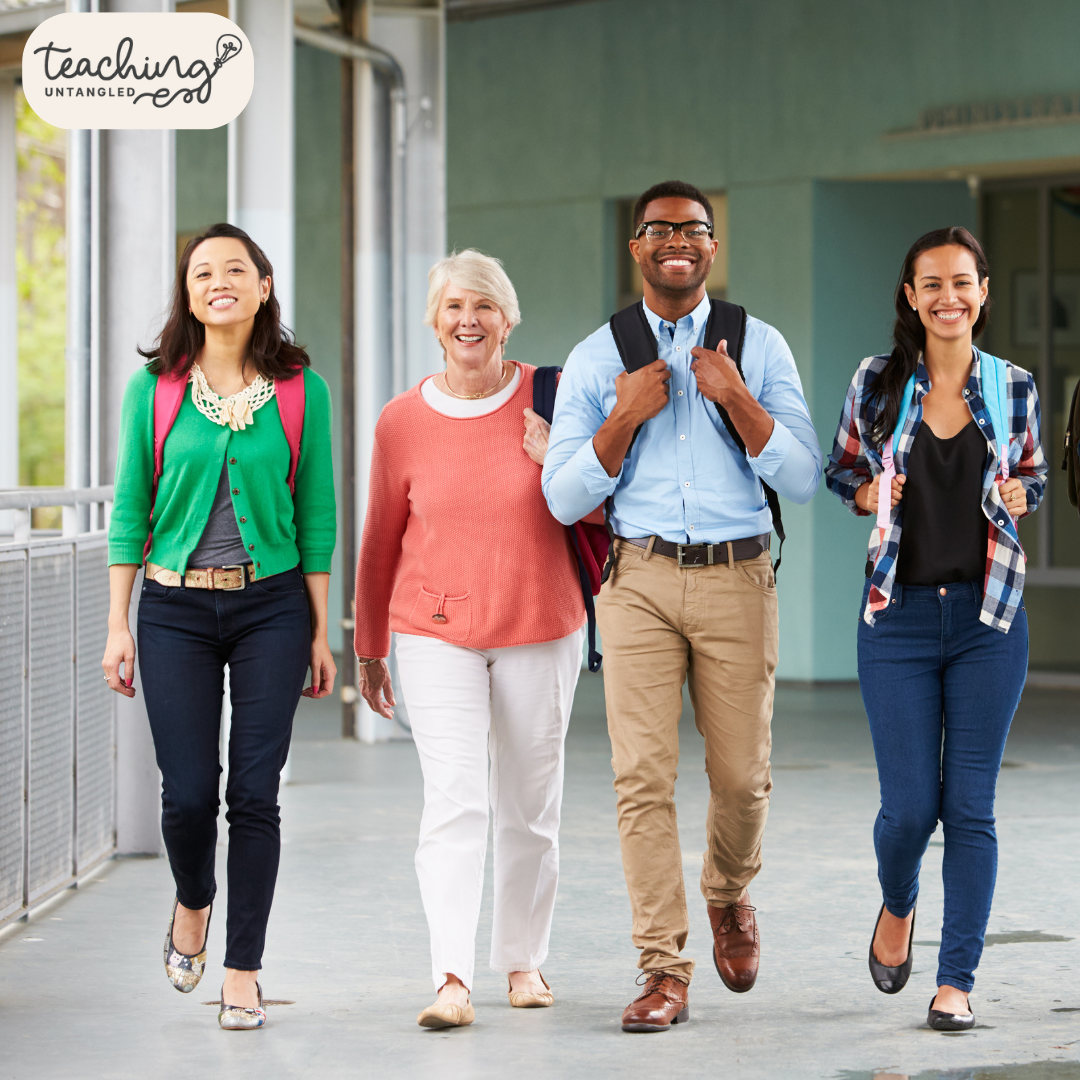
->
[424,249,521,330]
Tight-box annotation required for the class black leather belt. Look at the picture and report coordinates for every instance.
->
[619,534,771,567]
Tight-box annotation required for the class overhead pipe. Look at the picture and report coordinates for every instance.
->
[294,22,407,397]
[294,18,407,738]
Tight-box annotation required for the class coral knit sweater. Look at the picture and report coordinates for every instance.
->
[354,363,585,658]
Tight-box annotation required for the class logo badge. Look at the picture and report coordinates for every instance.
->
[22,13,254,130]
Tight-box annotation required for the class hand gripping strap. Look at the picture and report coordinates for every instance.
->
[275,368,306,495]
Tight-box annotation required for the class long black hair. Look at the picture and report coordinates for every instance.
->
[140,222,309,380]
[868,226,991,448]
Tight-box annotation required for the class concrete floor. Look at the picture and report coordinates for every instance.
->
[0,676,1078,1080]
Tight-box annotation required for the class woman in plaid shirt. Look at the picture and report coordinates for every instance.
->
[825,227,1046,1032]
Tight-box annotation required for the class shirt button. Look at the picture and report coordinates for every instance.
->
[676,346,682,351]
[978,419,985,426]
[232,488,240,495]
[689,525,695,531]
[239,516,247,523]
[229,457,237,464]
[684,481,690,487]
[939,587,947,596]
[678,390,684,396]
[248,544,255,551]
[998,518,1006,525]
[680,434,686,440]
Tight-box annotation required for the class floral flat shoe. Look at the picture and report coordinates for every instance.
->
[219,982,266,1030]
[164,898,212,993]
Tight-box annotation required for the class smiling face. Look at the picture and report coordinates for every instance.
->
[630,196,718,297]
[434,284,510,369]
[186,236,270,330]
[904,244,988,346]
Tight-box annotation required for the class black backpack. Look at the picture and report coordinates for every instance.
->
[603,298,786,579]
[1065,376,1080,514]
[533,366,606,673]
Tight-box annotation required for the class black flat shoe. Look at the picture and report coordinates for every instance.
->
[927,995,974,1031]
[868,901,915,994]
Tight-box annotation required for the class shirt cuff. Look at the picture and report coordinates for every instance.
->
[574,436,622,496]
[747,419,792,480]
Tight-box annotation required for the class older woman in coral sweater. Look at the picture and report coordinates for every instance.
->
[354,250,586,1030]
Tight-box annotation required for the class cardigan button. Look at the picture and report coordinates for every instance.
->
[248,544,255,551]
[432,613,447,623]
[240,516,247,523]
[232,488,240,495]
[229,457,237,464]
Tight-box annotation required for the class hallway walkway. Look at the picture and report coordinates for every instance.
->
[0,678,1077,1080]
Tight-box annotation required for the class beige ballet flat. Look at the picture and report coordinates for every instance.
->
[417,999,475,1029]
[508,971,553,1008]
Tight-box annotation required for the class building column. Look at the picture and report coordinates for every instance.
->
[0,75,16,519]
[99,0,176,855]
[229,0,294,326]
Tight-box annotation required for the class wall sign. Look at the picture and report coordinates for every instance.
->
[21,13,253,130]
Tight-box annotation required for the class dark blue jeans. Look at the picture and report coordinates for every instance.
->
[857,579,1028,992]
[138,567,311,971]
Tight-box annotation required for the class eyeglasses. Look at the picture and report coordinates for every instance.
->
[634,219,714,243]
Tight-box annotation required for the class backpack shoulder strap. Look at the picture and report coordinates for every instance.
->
[531,365,561,424]
[275,368,306,496]
[144,368,188,562]
[609,302,658,373]
[152,370,188,487]
[703,298,748,373]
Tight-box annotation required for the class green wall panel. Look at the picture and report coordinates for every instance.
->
[294,41,344,652]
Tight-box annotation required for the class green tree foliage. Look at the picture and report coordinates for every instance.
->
[16,86,65,490]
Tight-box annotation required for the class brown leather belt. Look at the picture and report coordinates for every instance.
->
[145,562,256,591]
[619,533,771,568]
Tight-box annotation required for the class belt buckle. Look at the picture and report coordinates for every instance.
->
[676,543,714,568]
[219,564,248,591]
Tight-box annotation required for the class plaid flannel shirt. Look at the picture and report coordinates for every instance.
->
[824,350,1046,633]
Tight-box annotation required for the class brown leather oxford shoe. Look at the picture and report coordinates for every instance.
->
[708,891,759,993]
[620,972,689,1033]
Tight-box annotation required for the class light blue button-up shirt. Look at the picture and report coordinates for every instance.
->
[541,295,822,543]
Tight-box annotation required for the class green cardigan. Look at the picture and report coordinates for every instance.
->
[108,365,336,578]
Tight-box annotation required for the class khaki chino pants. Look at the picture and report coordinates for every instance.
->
[596,540,779,982]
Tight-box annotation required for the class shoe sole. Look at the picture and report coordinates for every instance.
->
[622,1007,689,1032]
[713,946,757,993]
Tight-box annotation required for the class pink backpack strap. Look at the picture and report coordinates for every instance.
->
[143,367,189,561]
[274,368,306,495]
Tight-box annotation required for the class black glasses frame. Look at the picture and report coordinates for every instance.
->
[634,219,715,241]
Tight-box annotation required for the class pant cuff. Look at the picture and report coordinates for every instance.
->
[222,961,262,972]
[936,976,974,993]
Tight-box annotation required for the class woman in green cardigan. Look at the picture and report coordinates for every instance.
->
[102,223,336,1031]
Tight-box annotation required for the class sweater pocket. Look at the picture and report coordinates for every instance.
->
[408,586,472,643]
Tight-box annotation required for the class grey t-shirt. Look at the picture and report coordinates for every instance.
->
[186,464,251,570]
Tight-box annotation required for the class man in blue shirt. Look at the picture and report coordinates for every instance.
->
[542,180,821,1032]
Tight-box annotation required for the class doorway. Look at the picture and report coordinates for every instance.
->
[981,179,1080,672]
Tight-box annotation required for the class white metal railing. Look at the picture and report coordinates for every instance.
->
[0,486,115,924]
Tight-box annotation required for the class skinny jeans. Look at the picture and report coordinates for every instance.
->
[857,579,1028,992]
[395,625,585,992]
[137,567,311,971]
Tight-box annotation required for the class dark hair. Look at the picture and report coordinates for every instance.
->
[868,226,991,448]
[633,180,714,230]
[139,222,309,379]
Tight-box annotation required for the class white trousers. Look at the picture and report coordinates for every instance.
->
[395,625,586,992]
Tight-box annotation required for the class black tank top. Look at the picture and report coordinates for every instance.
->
[895,420,989,586]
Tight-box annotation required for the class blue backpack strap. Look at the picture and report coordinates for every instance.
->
[531,364,561,423]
